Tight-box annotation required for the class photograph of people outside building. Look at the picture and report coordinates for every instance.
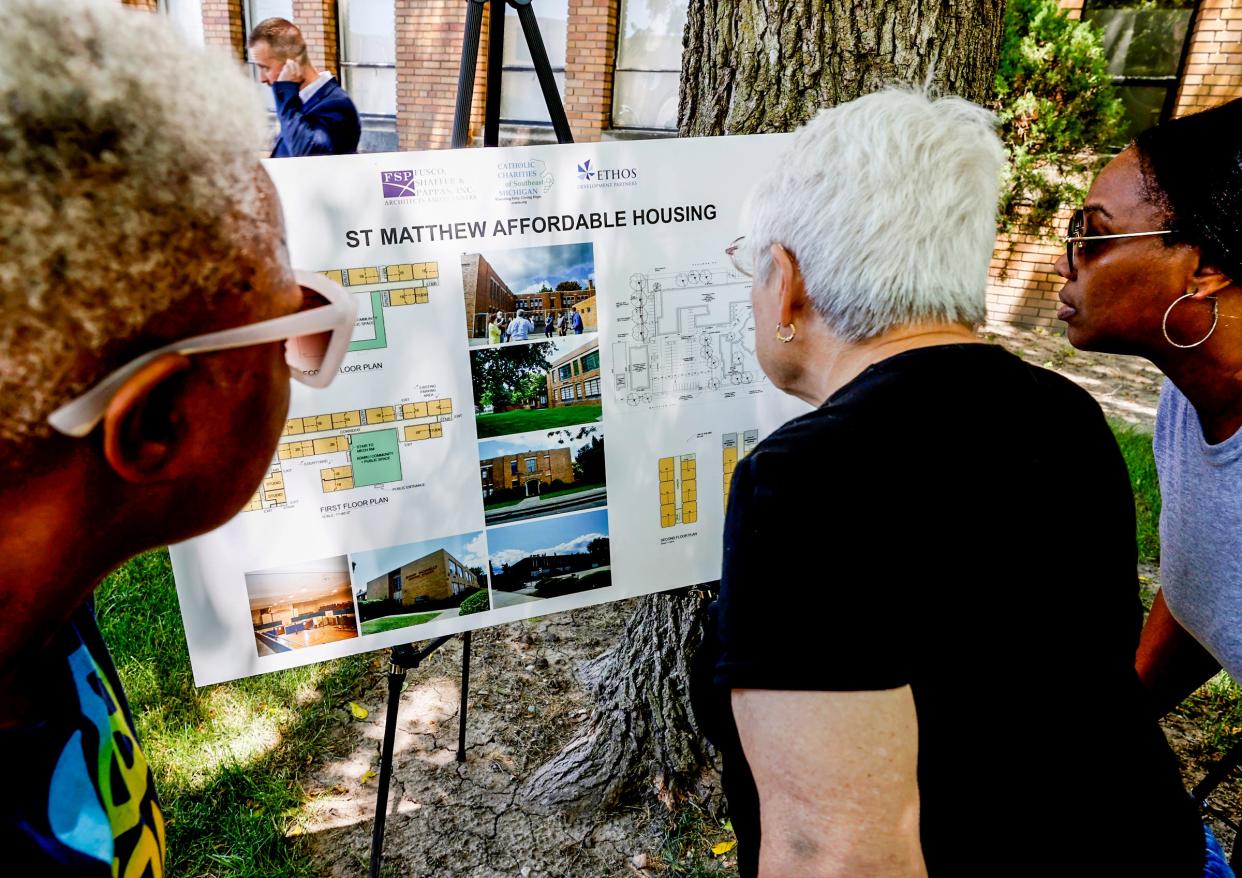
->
[470,337,603,438]
[245,555,360,656]
[350,531,489,635]
[486,509,611,609]
[461,242,596,346]
[479,426,606,525]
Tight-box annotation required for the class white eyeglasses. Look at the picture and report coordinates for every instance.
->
[48,270,358,438]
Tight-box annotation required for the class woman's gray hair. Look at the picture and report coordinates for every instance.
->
[745,88,1004,342]
[0,0,267,448]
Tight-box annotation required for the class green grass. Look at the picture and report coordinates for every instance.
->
[475,404,602,438]
[96,549,373,877]
[484,481,606,510]
[1108,419,1161,565]
[359,612,441,635]
[659,799,739,877]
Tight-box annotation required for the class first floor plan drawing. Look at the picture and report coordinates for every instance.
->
[242,396,454,510]
[612,266,762,409]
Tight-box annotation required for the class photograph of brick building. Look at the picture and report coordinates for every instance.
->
[145,0,1240,336]
[461,242,596,344]
[470,337,604,438]
[461,252,517,341]
[478,427,607,524]
[485,508,611,607]
[245,554,360,656]
[350,530,488,635]
[547,340,601,408]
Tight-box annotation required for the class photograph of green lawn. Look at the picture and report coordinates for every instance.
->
[470,337,603,439]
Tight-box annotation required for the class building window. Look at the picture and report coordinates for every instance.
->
[525,457,538,473]
[510,459,519,475]
[338,0,397,117]
[583,377,601,398]
[582,349,600,372]
[573,359,580,376]
[244,0,294,110]
[158,0,205,46]
[612,0,688,130]
[560,386,574,402]
[501,0,569,124]
[559,363,574,381]
[1082,0,1197,142]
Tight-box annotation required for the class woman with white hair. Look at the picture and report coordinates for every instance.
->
[694,89,1223,877]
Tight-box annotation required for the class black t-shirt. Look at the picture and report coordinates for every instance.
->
[695,344,1203,877]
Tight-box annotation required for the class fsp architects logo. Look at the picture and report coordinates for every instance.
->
[495,159,555,204]
[381,167,476,204]
[574,157,638,190]
[381,170,416,198]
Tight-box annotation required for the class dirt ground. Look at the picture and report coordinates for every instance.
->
[298,324,1238,877]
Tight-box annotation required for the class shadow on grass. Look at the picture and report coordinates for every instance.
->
[97,549,374,878]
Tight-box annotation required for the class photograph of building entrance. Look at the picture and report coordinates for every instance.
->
[350,530,489,635]
[245,555,360,656]
[461,242,597,346]
[479,426,607,525]
[485,508,610,609]
[470,337,603,438]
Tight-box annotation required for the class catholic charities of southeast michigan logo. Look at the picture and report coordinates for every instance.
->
[381,167,477,205]
[495,159,555,204]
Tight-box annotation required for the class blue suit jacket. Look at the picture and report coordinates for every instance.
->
[271,77,361,158]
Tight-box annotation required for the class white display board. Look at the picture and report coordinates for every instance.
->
[170,133,809,685]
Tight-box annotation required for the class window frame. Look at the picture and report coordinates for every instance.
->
[610,0,687,132]
[1080,0,1201,138]
[336,0,398,119]
[500,0,570,126]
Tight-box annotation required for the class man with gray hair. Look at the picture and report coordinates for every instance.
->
[0,2,350,871]
[249,17,361,157]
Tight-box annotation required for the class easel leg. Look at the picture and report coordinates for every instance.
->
[457,630,472,761]
[368,653,408,878]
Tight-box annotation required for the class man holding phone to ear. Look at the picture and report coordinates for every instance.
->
[249,17,361,157]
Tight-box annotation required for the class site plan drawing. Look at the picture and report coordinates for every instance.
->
[611,266,763,409]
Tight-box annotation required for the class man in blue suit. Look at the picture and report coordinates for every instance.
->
[249,18,361,157]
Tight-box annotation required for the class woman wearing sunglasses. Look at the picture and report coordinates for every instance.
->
[1055,101,1242,746]
[696,89,1223,877]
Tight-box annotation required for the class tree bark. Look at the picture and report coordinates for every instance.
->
[679,0,1005,137]
[525,0,1006,815]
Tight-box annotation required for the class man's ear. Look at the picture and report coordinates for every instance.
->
[102,354,193,484]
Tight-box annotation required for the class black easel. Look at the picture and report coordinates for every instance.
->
[367,4,572,876]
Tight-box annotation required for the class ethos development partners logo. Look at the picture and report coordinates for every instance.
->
[380,167,476,204]
[574,157,638,190]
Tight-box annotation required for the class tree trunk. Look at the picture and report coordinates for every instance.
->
[525,0,1006,815]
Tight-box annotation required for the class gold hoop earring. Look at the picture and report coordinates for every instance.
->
[775,322,796,343]
[1162,292,1218,349]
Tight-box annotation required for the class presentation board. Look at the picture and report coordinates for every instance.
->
[169,133,810,685]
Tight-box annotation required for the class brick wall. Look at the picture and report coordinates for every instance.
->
[121,0,158,11]
[292,0,338,73]
[1175,0,1242,115]
[395,0,489,149]
[202,0,245,61]
[986,218,1070,329]
[564,0,619,142]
